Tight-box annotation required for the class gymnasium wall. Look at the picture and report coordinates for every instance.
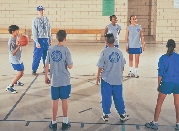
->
[155,0,179,42]
[0,0,128,41]
[0,0,179,42]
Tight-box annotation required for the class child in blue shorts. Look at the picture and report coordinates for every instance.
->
[6,25,24,94]
[45,30,73,131]
[96,33,129,122]
[125,15,146,78]
[145,39,179,130]
[104,15,121,48]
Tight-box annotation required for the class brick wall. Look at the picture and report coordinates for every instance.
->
[152,0,157,39]
[0,0,128,41]
[155,0,179,42]
[128,0,152,36]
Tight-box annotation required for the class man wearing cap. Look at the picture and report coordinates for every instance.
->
[32,6,51,75]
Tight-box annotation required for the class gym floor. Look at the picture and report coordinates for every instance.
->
[0,38,178,131]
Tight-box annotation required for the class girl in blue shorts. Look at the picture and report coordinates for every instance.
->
[125,15,145,78]
[145,39,179,130]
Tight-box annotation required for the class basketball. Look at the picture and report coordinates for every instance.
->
[18,35,29,46]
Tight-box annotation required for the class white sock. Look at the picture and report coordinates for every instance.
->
[52,120,57,124]
[129,67,133,73]
[63,116,68,124]
[9,84,13,87]
[134,68,138,74]
[153,121,157,124]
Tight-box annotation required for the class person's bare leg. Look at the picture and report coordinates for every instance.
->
[135,54,140,68]
[62,99,68,117]
[154,92,167,122]
[52,99,59,121]
[129,54,133,67]
[174,94,179,123]
[11,70,24,85]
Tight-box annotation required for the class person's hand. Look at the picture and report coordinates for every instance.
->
[126,46,128,52]
[45,77,50,84]
[49,40,52,46]
[96,76,100,85]
[36,43,41,48]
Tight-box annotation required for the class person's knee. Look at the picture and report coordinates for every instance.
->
[174,100,179,107]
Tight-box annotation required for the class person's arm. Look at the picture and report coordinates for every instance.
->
[45,63,50,84]
[32,19,40,48]
[12,44,21,56]
[118,25,121,35]
[140,26,146,51]
[47,17,52,45]
[66,48,73,69]
[157,76,162,91]
[96,68,102,85]
[157,56,164,91]
[104,26,108,37]
[125,27,129,52]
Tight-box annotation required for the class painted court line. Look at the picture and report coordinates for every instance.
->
[3,75,39,120]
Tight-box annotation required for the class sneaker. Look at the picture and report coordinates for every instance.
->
[6,85,17,94]
[14,81,24,86]
[101,114,109,122]
[135,74,139,78]
[32,71,37,76]
[145,121,158,130]
[120,113,129,121]
[175,123,179,130]
[127,72,135,77]
[61,122,71,130]
[49,121,57,131]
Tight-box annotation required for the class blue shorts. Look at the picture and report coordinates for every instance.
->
[11,63,24,71]
[128,47,142,54]
[51,85,71,100]
[106,45,119,48]
[159,82,179,94]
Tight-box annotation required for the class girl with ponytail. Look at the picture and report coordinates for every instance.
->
[145,39,179,130]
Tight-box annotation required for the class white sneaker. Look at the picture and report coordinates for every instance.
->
[101,114,109,122]
[6,85,17,94]
[120,113,129,121]
[127,72,135,77]
[135,74,139,78]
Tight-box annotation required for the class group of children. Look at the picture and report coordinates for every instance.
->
[6,5,179,131]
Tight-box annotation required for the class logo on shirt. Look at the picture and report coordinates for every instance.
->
[116,28,119,31]
[51,50,62,62]
[109,52,120,63]
[137,29,140,32]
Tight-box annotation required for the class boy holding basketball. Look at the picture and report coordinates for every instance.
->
[96,33,129,122]
[32,6,51,75]
[45,30,73,131]
[6,25,24,93]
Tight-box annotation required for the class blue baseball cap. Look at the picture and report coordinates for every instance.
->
[37,6,44,11]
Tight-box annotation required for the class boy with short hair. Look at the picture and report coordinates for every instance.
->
[96,33,129,122]
[6,25,24,94]
[45,30,73,131]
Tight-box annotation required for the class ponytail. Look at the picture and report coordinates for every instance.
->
[166,46,174,56]
[166,39,176,57]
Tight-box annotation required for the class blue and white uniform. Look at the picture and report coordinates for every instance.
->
[106,24,121,48]
[8,36,24,71]
[32,15,51,72]
[97,47,126,115]
[128,24,142,54]
[158,52,179,94]
[46,45,73,100]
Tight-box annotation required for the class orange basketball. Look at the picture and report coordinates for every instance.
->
[18,35,29,46]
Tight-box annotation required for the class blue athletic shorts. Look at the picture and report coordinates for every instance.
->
[159,82,179,94]
[128,47,142,54]
[51,85,71,100]
[11,63,24,71]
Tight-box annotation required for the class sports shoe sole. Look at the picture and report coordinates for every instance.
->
[101,116,109,122]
